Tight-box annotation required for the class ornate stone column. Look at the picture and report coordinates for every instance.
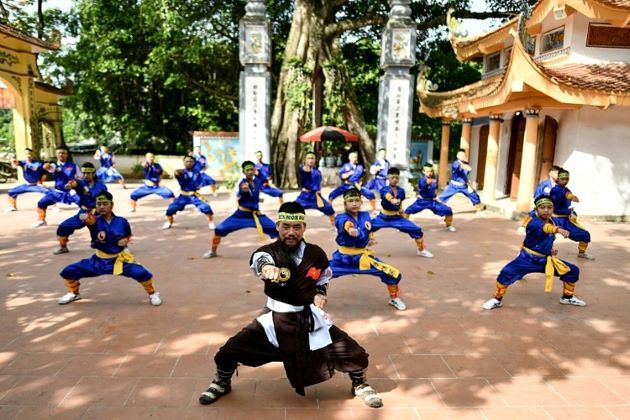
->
[460,118,472,152]
[438,120,451,189]
[516,108,541,212]
[483,115,503,201]
[239,0,272,161]
[377,0,417,188]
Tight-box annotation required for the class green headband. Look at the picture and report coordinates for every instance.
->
[243,163,255,170]
[535,197,553,207]
[277,212,305,223]
[343,190,361,200]
[96,196,112,203]
[81,168,96,173]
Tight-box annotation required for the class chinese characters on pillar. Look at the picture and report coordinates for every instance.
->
[386,79,410,166]
[245,76,267,152]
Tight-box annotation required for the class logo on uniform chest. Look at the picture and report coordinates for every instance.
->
[97,231,107,242]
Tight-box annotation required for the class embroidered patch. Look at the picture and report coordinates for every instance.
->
[279,267,291,282]
[306,267,321,280]
[97,231,107,241]
[365,221,372,231]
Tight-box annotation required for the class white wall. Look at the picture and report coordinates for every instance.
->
[569,14,630,63]
[551,106,630,216]
[72,154,187,179]
[495,113,513,198]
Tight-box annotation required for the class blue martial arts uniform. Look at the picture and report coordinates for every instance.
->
[371,185,423,239]
[38,161,80,209]
[328,162,376,202]
[95,152,124,183]
[497,214,579,286]
[330,211,401,285]
[534,179,554,198]
[193,153,217,187]
[165,168,213,216]
[365,158,390,193]
[438,160,481,205]
[60,213,152,282]
[57,180,108,238]
[8,160,49,199]
[295,165,334,216]
[550,184,590,243]
[405,176,453,217]
[214,177,278,238]
[255,161,283,198]
[130,162,175,201]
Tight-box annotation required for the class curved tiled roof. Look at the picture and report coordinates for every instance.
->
[0,23,58,51]
[541,63,630,93]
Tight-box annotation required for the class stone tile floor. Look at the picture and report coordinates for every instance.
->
[1,180,629,419]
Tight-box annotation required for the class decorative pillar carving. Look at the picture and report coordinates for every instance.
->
[438,120,451,189]
[516,108,541,212]
[239,0,272,161]
[483,115,503,201]
[377,0,417,189]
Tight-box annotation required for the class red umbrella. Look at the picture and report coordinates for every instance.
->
[299,126,359,142]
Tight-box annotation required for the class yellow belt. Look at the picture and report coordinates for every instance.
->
[380,209,402,216]
[238,206,266,242]
[338,246,400,278]
[554,213,585,229]
[522,247,570,292]
[301,189,324,208]
[181,190,208,203]
[144,180,156,186]
[95,249,136,275]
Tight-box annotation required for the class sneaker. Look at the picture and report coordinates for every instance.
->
[129,208,136,213]
[53,247,69,255]
[559,296,586,306]
[5,207,17,213]
[517,226,526,234]
[162,221,172,230]
[203,250,218,259]
[208,222,216,230]
[446,225,457,232]
[352,383,383,408]
[577,252,595,260]
[149,292,162,306]
[482,297,503,310]
[58,292,81,305]
[199,380,231,405]
[416,249,434,258]
[212,191,219,198]
[388,297,407,311]
[31,220,47,228]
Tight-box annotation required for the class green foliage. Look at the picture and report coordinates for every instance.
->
[0,109,14,153]
[283,57,312,120]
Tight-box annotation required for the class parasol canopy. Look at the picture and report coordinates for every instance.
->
[299,126,359,142]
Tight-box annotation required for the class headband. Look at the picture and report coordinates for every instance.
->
[81,167,96,173]
[534,196,553,207]
[343,189,361,200]
[243,163,255,170]
[277,212,305,223]
[96,196,112,203]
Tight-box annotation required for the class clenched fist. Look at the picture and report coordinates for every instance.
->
[313,294,328,309]
[261,265,280,282]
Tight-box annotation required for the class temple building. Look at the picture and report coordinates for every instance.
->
[417,0,630,219]
[0,23,69,161]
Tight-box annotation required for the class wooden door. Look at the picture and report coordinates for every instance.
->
[506,113,525,198]
[538,116,558,183]
[476,125,489,190]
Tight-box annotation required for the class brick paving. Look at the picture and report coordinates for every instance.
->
[1,180,629,419]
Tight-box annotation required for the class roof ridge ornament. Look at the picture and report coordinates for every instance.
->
[517,0,533,46]
[447,8,469,39]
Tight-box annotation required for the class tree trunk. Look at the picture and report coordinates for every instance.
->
[270,0,376,188]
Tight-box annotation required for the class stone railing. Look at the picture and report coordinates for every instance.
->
[482,67,505,80]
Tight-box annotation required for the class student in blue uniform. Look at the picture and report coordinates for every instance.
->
[482,194,585,310]
[6,148,48,212]
[404,163,456,232]
[203,161,279,258]
[34,147,80,227]
[54,162,108,255]
[163,155,215,230]
[328,151,377,213]
[550,168,594,260]
[365,148,390,194]
[329,188,406,311]
[129,153,175,212]
[193,145,218,197]
[94,145,126,188]
[518,165,562,233]
[57,191,162,306]
[254,150,284,204]
[438,149,483,212]
[371,167,434,258]
[295,151,335,224]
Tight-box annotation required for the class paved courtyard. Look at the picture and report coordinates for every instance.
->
[1,180,629,419]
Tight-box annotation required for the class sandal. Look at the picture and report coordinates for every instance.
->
[352,383,383,408]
